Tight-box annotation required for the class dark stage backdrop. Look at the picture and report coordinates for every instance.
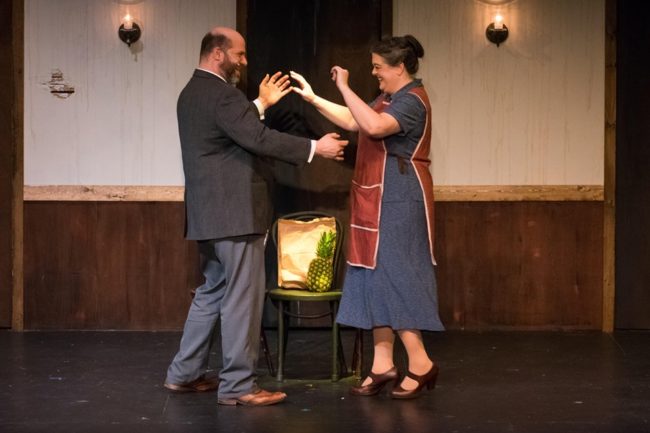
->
[241,0,391,295]
[615,0,650,329]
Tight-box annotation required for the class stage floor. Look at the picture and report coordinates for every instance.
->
[1,329,649,433]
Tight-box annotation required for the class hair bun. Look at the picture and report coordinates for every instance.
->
[404,34,424,58]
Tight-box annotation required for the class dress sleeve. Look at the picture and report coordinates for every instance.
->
[383,92,425,136]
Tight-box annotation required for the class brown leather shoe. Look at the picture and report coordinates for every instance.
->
[350,366,399,396]
[217,389,287,407]
[164,374,219,393]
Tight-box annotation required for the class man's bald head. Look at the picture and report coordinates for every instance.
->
[199,27,246,60]
[200,32,229,60]
[198,26,247,84]
[210,26,243,41]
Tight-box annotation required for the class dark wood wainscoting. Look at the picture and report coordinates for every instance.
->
[24,201,603,330]
[24,202,200,330]
[435,202,603,330]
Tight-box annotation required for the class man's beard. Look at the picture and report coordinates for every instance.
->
[222,56,240,85]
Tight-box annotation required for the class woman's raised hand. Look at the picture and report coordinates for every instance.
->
[290,71,316,103]
[330,66,350,89]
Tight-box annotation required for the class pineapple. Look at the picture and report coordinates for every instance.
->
[306,231,336,292]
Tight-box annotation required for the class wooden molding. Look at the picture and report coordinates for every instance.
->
[433,185,603,202]
[24,184,605,202]
[602,0,616,333]
[12,0,25,331]
[24,185,186,202]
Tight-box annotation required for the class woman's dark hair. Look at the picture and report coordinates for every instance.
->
[371,34,424,75]
[199,32,231,60]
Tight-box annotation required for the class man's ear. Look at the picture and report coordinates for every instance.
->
[212,47,224,62]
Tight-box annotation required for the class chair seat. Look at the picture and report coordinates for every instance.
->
[268,288,342,302]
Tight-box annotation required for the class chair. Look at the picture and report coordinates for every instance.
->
[268,211,351,381]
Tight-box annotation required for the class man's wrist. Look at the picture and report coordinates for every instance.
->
[308,140,317,163]
[253,98,266,120]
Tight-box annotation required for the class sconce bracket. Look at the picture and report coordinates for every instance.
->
[118,22,141,47]
[486,23,509,47]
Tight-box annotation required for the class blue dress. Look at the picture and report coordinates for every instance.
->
[336,80,445,332]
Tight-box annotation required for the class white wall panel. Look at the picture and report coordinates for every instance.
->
[25,0,236,185]
[26,0,604,186]
[394,0,605,185]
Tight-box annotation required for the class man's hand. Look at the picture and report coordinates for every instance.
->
[258,72,291,110]
[315,133,349,161]
[290,71,316,103]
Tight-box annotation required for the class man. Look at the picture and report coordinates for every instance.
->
[164,27,347,406]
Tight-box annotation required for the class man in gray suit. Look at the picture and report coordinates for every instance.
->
[163,27,347,406]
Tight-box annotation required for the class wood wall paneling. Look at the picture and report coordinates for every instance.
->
[436,202,603,330]
[24,202,201,329]
[602,0,616,332]
[24,184,604,202]
[12,0,24,330]
[23,201,603,330]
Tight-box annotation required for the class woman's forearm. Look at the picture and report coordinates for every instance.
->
[338,86,398,138]
[311,95,359,132]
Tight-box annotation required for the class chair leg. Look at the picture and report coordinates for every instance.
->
[259,328,275,377]
[276,300,286,382]
[330,301,341,381]
[337,329,347,375]
[332,322,340,382]
[330,301,348,377]
[352,328,363,379]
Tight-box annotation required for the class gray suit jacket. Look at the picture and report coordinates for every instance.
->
[178,69,311,240]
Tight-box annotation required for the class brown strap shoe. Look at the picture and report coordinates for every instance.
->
[390,363,439,399]
[217,389,287,406]
[164,374,219,393]
[349,366,399,396]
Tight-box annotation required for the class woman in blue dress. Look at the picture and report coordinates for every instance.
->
[291,35,444,399]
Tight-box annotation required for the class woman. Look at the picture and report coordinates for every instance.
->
[291,35,444,399]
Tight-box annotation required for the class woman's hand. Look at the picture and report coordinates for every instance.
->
[290,71,316,103]
[330,66,350,89]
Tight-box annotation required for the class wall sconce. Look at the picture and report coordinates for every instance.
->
[118,13,141,47]
[486,13,508,47]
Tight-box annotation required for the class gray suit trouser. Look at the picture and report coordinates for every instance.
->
[166,234,265,399]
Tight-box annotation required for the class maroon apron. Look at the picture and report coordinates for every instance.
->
[347,86,436,269]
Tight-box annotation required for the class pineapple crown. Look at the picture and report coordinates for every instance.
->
[315,230,336,259]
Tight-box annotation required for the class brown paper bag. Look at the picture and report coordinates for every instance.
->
[277,217,336,289]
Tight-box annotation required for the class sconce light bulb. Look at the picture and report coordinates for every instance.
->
[123,13,133,30]
[494,14,504,30]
